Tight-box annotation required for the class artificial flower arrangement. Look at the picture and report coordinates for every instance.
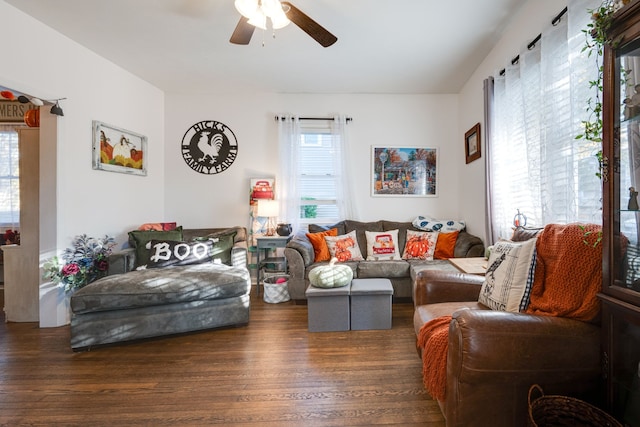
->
[43,234,117,293]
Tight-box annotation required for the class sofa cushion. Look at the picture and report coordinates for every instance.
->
[306,228,338,262]
[344,220,384,254]
[365,229,401,260]
[70,263,250,315]
[325,230,365,262]
[434,230,459,259]
[478,238,537,312]
[402,230,438,260]
[358,260,409,278]
[308,221,346,236]
[128,227,184,268]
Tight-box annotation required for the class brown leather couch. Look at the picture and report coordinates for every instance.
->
[413,270,601,427]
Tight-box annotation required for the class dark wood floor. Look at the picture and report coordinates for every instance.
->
[0,288,445,426]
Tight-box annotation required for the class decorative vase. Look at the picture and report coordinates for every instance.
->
[276,223,292,236]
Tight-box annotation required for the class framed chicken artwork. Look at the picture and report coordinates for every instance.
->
[180,120,238,175]
[92,121,147,176]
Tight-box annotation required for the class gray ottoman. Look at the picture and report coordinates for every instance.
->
[350,278,393,330]
[305,284,350,332]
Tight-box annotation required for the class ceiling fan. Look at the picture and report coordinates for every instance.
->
[230,0,337,48]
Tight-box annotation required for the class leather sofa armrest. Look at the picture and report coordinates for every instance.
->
[413,270,484,306]
[445,309,600,426]
[107,248,136,275]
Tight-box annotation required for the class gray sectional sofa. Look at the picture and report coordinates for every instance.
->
[69,227,250,350]
[284,220,485,301]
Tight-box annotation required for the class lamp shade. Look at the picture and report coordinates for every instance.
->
[257,199,279,218]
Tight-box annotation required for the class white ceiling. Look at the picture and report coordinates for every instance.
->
[4,0,527,94]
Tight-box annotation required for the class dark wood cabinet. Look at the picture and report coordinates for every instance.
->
[602,2,640,425]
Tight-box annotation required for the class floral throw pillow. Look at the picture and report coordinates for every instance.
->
[365,229,401,260]
[324,230,364,262]
[402,230,438,260]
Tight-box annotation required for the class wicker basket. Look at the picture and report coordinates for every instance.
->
[262,274,290,304]
[527,384,622,427]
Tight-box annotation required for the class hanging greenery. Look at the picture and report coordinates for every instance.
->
[576,0,629,178]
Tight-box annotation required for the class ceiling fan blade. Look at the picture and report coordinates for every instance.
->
[281,2,337,48]
[230,17,255,45]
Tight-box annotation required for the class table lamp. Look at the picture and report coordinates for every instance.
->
[257,199,279,236]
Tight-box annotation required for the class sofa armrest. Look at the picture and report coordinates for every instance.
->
[285,233,315,267]
[413,270,484,306]
[108,248,136,275]
[231,241,248,269]
[445,309,600,426]
[454,231,485,258]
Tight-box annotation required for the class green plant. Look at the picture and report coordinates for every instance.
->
[576,0,627,178]
[300,197,317,218]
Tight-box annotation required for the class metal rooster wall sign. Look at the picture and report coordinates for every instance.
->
[181,120,238,174]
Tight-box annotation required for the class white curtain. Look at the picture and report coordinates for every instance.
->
[278,114,355,233]
[277,115,301,232]
[331,114,356,221]
[489,0,601,241]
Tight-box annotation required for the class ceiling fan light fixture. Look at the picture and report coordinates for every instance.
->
[234,0,258,18]
[247,10,267,30]
[269,6,290,29]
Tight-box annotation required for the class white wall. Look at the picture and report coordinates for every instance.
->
[0,1,166,248]
[164,93,466,233]
[457,0,568,241]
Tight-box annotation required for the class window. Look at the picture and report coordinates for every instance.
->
[278,115,353,232]
[298,127,340,223]
[487,0,601,242]
[0,127,20,227]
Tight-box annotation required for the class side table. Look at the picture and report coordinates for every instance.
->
[256,234,292,294]
[448,257,487,276]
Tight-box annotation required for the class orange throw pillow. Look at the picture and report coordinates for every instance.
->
[306,228,338,262]
[434,231,459,259]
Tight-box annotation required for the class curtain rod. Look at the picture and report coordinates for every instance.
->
[274,116,352,122]
[498,6,568,76]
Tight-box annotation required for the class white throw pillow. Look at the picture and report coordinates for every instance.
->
[365,229,401,260]
[324,230,365,262]
[412,215,466,233]
[478,238,537,312]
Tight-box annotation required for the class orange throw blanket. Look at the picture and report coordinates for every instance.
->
[525,223,602,322]
[417,315,451,401]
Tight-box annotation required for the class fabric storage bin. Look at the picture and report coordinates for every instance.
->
[263,274,290,303]
[305,284,350,332]
[350,278,393,330]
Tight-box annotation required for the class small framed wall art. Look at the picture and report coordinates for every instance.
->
[92,121,147,176]
[371,146,438,197]
[464,123,481,164]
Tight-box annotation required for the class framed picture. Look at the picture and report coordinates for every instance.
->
[465,123,481,164]
[371,146,438,197]
[92,121,147,176]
